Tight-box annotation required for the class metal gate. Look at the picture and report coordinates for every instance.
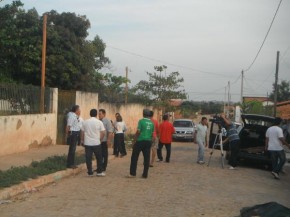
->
[56,90,76,144]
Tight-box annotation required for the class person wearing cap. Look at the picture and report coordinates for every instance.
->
[266,117,290,180]
[220,114,240,170]
[128,109,154,178]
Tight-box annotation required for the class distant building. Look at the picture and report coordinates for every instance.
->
[277,101,290,120]
[243,96,273,106]
[168,99,184,119]
[169,99,183,107]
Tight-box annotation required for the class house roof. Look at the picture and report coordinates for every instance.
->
[277,100,290,106]
[243,96,269,103]
[169,99,183,107]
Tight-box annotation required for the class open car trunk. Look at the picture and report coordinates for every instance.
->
[238,114,275,163]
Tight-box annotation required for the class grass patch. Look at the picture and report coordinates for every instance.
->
[0,153,85,189]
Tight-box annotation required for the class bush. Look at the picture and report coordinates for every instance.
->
[125,134,135,150]
[0,154,86,189]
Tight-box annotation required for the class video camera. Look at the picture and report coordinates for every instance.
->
[210,114,226,128]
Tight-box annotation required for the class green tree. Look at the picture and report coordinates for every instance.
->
[0,1,41,83]
[242,101,273,115]
[0,1,111,91]
[132,65,186,111]
[95,73,128,103]
[269,80,290,102]
[180,101,223,115]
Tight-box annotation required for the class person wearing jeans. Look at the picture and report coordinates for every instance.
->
[266,117,290,180]
[157,114,175,163]
[81,109,106,177]
[128,109,154,178]
[221,114,240,170]
[194,117,208,164]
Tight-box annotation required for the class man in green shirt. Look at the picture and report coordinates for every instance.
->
[128,109,154,178]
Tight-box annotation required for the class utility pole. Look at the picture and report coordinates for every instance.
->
[223,86,226,114]
[240,70,244,104]
[227,81,230,118]
[40,14,47,113]
[273,51,279,117]
[125,66,128,105]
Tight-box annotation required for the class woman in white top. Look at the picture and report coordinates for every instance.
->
[114,115,127,157]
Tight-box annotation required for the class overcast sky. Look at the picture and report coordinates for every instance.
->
[2,0,290,102]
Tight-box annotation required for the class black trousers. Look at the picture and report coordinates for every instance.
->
[66,131,79,167]
[85,145,103,175]
[229,140,240,167]
[130,140,151,178]
[101,142,108,171]
[157,142,171,162]
[114,133,126,156]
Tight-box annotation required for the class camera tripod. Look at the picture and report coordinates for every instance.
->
[207,130,225,168]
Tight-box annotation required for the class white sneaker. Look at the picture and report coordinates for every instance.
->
[198,161,205,164]
[271,171,280,179]
[96,172,106,177]
[229,166,236,170]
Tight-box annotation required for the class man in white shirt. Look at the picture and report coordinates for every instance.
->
[266,117,290,180]
[194,117,208,164]
[81,109,106,177]
[66,105,81,169]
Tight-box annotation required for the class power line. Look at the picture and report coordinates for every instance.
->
[107,45,236,78]
[250,45,290,90]
[244,0,283,72]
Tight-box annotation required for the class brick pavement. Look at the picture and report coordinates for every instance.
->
[0,142,289,217]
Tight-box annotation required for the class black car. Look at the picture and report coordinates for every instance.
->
[209,114,276,168]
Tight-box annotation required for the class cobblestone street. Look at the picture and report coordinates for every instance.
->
[1,142,290,217]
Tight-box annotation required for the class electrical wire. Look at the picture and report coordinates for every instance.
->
[244,0,283,72]
[107,45,236,78]
[250,45,290,91]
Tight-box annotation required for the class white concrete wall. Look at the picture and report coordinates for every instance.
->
[76,91,98,120]
[0,88,58,156]
[0,113,57,156]
[99,103,160,134]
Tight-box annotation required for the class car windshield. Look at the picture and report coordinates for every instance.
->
[173,121,193,128]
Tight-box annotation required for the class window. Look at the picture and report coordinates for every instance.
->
[173,121,193,128]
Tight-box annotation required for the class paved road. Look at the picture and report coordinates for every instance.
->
[1,142,290,217]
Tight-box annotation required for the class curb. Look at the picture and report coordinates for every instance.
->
[0,155,115,200]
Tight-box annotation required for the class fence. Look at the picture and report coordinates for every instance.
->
[0,83,52,115]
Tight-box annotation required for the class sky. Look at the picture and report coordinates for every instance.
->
[2,0,290,102]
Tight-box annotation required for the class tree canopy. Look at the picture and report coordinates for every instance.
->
[269,80,290,102]
[131,65,186,111]
[180,101,223,117]
[0,0,116,92]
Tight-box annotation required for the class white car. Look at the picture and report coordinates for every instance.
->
[172,119,195,142]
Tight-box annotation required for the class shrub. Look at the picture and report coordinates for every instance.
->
[0,153,85,189]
